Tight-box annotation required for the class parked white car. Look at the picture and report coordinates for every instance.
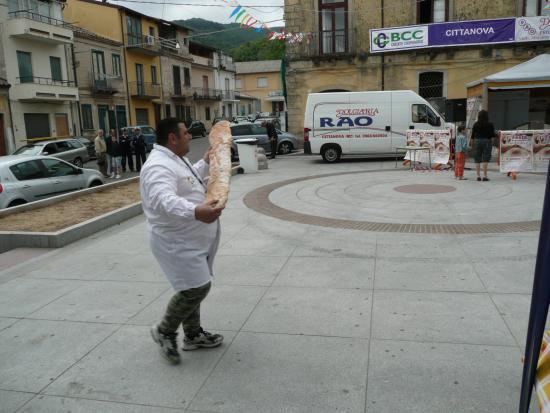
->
[0,155,104,209]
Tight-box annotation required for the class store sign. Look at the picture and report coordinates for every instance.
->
[516,16,550,42]
[370,17,533,53]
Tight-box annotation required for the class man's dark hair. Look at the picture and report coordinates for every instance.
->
[156,118,184,146]
[477,109,489,125]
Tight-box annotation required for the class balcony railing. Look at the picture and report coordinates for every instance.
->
[222,90,236,100]
[286,29,356,60]
[128,81,161,98]
[8,10,71,27]
[16,76,75,87]
[125,33,161,55]
[90,74,122,94]
[192,55,214,67]
[171,85,193,100]
[192,87,222,101]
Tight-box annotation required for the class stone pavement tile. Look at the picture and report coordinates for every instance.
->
[374,258,485,292]
[293,229,376,258]
[375,238,458,259]
[44,325,235,410]
[0,248,52,273]
[23,252,166,283]
[472,259,536,294]
[0,390,36,413]
[0,319,118,393]
[128,285,266,332]
[491,293,550,348]
[73,234,151,256]
[30,281,168,324]
[365,339,521,413]
[189,332,369,413]
[243,287,372,338]
[372,291,516,346]
[17,395,186,412]
[459,235,538,259]
[274,257,374,289]
[0,317,19,332]
[0,278,82,318]
[217,227,297,257]
[213,255,288,286]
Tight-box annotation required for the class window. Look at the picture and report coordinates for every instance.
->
[417,0,448,23]
[173,66,181,95]
[202,75,209,91]
[92,50,106,81]
[251,124,267,135]
[231,125,252,136]
[136,108,149,125]
[418,72,444,99]
[68,140,84,149]
[225,78,230,91]
[205,107,211,121]
[81,104,93,130]
[116,105,127,128]
[184,67,191,86]
[10,160,46,181]
[49,56,62,82]
[319,0,348,54]
[55,141,71,153]
[112,54,122,77]
[151,66,158,85]
[135,63,144,94]
[17,51,33,83]
[412,104,440,126]
[42,159,76,177]
[257,77,268,88]
[165,104,171,118]
[43,143,57,154]
[524,0,546,15]
[175,104,184,119]
[126,15,142,45]
[24,113,49,138]
[149,26,155,36]
[236,79,243,89]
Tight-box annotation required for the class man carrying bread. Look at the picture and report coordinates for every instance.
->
[140,117,224,364]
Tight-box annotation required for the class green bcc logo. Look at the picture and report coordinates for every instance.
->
[374,30,424,48]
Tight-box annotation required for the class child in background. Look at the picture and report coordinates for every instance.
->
[455,125,468,180]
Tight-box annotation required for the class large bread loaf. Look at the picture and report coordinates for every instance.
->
[205,120,233,208]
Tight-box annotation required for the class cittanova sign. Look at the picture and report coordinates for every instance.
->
[370,16,550,53]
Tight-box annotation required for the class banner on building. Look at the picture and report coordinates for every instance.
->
[499,130,550,173]
[369,17,548,53]
[515,16,550,42]
[405,129,451,165]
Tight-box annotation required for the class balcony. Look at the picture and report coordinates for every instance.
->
[222,90,237,101]
[192,87,222,101]
[11,77,78,102]
[286,29,356,60]
[90,74,123,95]
[125,33,161,56]
[266,90,285,102]
[171,85,193,101]
[129,81,161,99]
[192,55,214,67]
[6,11,73,44]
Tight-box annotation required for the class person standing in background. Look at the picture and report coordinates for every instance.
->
[262,120,278,159]
[120,128,134,173]
[470,110,496,181]
[133,127,147,172]
[109,131,123,179]
[94,129,108,178]
[105,129,114,178]
[454,125,468,180]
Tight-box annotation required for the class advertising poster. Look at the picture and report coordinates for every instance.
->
[405,130,451,165]
[515,16,550,42]
[533,131,550,172]
[500,131,534,173]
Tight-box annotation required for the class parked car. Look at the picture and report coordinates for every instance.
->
[12,138,90,167]
[230,122,298,160]
[127,125,156,152]
[187,121,206,138]
[231,116,250,124]
[0,155,104,209]
[75,136,96,159]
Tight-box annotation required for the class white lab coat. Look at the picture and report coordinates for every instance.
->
[140,144,220,292]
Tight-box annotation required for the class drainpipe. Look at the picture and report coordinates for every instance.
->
[70,43,83,135]
[380,0,385,91]
[6,86,16,152]
[121,12,133,125]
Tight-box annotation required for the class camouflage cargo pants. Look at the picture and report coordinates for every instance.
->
[159,282,211,338]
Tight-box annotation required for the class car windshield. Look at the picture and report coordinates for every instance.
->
[13,145,43,155]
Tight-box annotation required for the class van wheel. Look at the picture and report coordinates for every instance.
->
[321,145,341,163]
[73,157,83,168]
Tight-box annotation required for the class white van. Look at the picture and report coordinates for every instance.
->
[303,90,449,162]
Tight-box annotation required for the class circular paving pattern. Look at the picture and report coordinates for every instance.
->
[393,184,456,194]
[243,169,542,234]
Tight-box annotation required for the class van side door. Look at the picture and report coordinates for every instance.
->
[348,93,392,154]
[312,101,350,156]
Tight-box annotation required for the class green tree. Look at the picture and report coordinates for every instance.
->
[231,38,285,62]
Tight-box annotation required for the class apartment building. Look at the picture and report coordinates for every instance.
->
[190,41,220,129]
[284,0,550,138]
[73,29,128,138]
[235,60,285,115]
[213,51,237,119]
[1,0,78,148]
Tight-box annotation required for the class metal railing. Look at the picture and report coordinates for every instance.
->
[126,33,161,52]
[286,29,356,59]
[90,73,121,94]
[192,87,222,101]
[222,90,236,100]
[16,76,75,87]
[8,10,72,28]
[171,86,193,99]
[128,81,161,98]
[267,90,284,97]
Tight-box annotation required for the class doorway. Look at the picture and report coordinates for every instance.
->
[55,114,69,137]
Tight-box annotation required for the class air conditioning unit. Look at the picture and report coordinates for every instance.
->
[145,35,155,46]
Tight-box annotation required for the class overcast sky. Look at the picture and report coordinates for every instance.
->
[109,0,285,27]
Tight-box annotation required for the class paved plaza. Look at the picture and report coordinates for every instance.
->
[0,156,547,412]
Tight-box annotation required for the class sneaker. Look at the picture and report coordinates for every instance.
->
[183,328,223,351]
[109,173,115,179]
[150,324,180,364]
[115,174,121,179]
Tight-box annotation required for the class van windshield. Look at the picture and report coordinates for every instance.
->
[412,104,441,126]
